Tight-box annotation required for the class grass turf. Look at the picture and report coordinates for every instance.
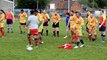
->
[0,19,107,60]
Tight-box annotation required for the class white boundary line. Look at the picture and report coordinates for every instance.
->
[86,45,107,49]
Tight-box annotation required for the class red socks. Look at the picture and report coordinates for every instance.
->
[0,29,4,37]
[94,34,97,39]
[72,35,75,42]
[34,40,39,45]
[28,37,32,45]
[72,35,79,42]
[88,34,92,40]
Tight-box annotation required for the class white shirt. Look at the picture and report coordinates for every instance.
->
[28,15,39,29]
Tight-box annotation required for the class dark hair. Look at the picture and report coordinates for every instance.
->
[66,13,70,16]
[76,11,81,16]
[0,9,6,19]
[30,10,35,15]
[101,10,104,13]
[71,10,74,13]
[34,9,38,13]
[21,9,24,12]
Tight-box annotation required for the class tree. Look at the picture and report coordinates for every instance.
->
[16,0,51,9]
[79,0,107,8]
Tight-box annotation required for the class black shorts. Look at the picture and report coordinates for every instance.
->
[52,22,59,28]
[20,23,26,25]
[43,22,48,26]
[7,19,13,24]
[99,25,106,31]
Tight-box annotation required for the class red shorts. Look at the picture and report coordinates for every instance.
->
[29,29,38,35]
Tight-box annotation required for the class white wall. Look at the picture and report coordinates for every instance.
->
[0,0,14,12]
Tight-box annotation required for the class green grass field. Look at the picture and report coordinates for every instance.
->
[0,19,107,60]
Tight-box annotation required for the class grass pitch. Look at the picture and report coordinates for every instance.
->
[0,19,107,60]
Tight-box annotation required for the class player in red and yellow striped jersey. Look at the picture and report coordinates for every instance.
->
[37,11,44,44]
[0,10,6,38]
[87,14,98,41]
[68,11,77,42]
[73,12,85,48]
[51,12,60,37]
[86,11,92,33]
[18,9,28,34]
[42,10,50,36]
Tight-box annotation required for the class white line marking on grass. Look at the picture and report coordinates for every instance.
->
[86,45,107,49]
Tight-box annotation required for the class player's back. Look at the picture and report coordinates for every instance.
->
[28,15,39,29]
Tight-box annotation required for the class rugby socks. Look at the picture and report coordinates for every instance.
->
[94,34,97,39]
[28,37,32,45]
[72,35,75,43]
[7,27,10,33]
[80,38,84,44]
[101,34,106,41]
[10,27,13,33]
[53,31,56,37]
[20,31,23,34]
[46,30,48,36]
[88,34,92,40]
[34,38,39,46]
[0,29,5,37]
[7,27,13,33]
[57,31,59,37]
[77,42,80,46]
[41,29,43,35]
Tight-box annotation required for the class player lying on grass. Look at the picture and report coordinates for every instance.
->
[0,10,6,38]
[25,10,42,48]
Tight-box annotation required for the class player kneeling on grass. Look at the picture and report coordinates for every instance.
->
[0,10,6,38]
[87,14,98,41]
[74,12,85,48]
[51,12,61,37]
[25,10,42,48]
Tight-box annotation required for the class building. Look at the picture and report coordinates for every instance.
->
[0,0,14,12]
[49,0,83,12]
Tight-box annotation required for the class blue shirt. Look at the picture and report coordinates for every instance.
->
[66,16,70,26]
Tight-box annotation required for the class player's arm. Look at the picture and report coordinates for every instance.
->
[24,13,28,21]
[95,18,98,27]
[55,14,60,24]
[51,15,54,23]
[11,12,14,20]
[46,14,50,21]
[18,13,20,22]
[25,17,30,29]
[25,21,30,28]
[67,17,71,27]
[0,14,5,22]
[38,18,42,27]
